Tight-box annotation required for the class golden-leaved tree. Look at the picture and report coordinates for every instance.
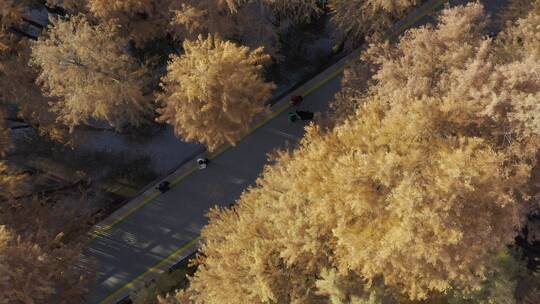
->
[497,0,539,25]
[31,15,152,131]
[175,3,540,303]
[87,0,175,47]
[156,35,275,151]
[494,0,540,62]
[363,1,490,101]
[0,0,25,30]
[329,0,418,49]
[0,226,85,303]
[170,0,278,59]
[170,1,236,41]
[0,32,67,142]
[171,0,325,61]
[188,96,534,303]
[0,195,91,303]
[362,1,540,141]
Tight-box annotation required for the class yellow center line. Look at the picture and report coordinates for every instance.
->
[88,61,334,241]
[94,66,340,303]
[98,238,200,304]
[89,99,294,241]
[94,0,449,301]
[89,191,161,241]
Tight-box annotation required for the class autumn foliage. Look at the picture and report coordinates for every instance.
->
[363,1,540,141]
[0,0,25,29]
[0,33,70,143]
[156,35,275,151]
[31,15,152,131]
[179,3,540,303]
[171,1,273,59]
[188,98,533,302]
[0,195,91,304]
[0,0,538,303]
[2,104,89,304]
[87,0,174,47]
[0,226,87,303]
[329,0,419,49]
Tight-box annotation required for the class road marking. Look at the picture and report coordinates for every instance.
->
[90,191,161,240]
[98,238,200,304]
[388,0,446,41]
[90,82,301,241]
[91,66,342,303]
[93,0,449,301]
[268,129,302,142]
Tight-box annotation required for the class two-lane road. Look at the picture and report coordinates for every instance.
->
[83,0,510,301]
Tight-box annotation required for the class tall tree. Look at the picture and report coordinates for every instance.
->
[0,226,87,303]
[497,0,539,25]
[31,15,152,131]
[87,0,174,47]
[170,0,245,41]
[329,0,419,49]
[0,32,66,142]
[183,3,540,303]
[0,194,92,303]
[0,0,26,30]
[189,95,534,302]
[171,0,324,61]
[362,1,540,141]
[170,1,277,59]
[156,35,275,151]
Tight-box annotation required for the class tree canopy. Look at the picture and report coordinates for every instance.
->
[156,35,275,151]
[31,15,152,131]
[0,194,91,303]
[329,0,419,49]
[87,0,174,47]
[177,3,540,303]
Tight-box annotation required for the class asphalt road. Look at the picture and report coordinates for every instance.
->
[83,0,510,302]
[84,73,342,303]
